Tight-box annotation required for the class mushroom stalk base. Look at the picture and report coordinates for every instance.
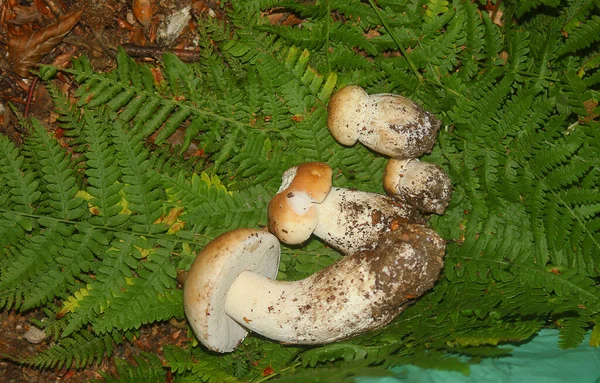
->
[224,225,445,345]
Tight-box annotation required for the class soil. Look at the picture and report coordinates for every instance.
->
[0,308,191,382]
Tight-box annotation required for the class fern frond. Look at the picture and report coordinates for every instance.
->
[62,232,139,336]
[481,11,503,66]
[558,314,592,349]
[558,15,600,56]
[27,118,86,219]
[81,111,126,227]
[93,241,180,333]
[162,171,269,235]
[411,8,467,74]
[560,69,595,118]
[163,345,242,382]
[458,1,485,79]
[515,0,561,18]
[0,135,41,213]
[46,82,85,148]
[22,329,118,370]
[111,127,165,233]
[95,352,166,383]
[506,29,531,82]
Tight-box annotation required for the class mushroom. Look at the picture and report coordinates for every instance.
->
[267,162,424,254]
[183,229,281,353]
[184,225,445,353]
[383,159,452,215]
[327,85,442,159]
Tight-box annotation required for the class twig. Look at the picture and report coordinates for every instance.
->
[491,0,503,24]
[122,43,201,62]
[24,75,38,118]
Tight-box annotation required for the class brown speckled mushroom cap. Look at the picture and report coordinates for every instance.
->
[183,229,280,353]
[327,85,369,146]
[268,162,333,244]
[383,159,452,214]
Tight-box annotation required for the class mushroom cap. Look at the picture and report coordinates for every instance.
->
[327,85,369,146]
[383,159,452,214]
[268,162,333,244]
[183,228,281,353]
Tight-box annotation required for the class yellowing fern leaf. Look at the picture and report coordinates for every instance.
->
[58,284,91,316]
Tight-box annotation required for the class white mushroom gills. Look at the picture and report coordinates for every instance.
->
[183,229,281,353]
[224,224,445,345]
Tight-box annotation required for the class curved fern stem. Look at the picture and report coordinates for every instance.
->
[516,70,562,82]
[253,362,303,382]
[368,0,424,85]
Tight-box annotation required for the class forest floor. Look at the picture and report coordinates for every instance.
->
[0,0,215,381]
[0,309,191,382]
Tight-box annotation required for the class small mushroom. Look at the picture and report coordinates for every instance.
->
[184,225,445,353]
[266,162,333,245]
[327,85,442,159]
[268,162,424,254]
[383,159,452,215]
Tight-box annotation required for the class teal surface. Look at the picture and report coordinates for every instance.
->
[356,330,600,383]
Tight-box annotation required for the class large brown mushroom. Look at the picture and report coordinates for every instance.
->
[183,225,445,353]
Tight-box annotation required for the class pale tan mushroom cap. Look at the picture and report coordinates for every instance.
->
[327,85,369,146]
[268,162,333,244]
[183,229,280,353]
[383,159,452,214]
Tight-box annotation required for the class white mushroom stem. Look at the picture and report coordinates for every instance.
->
[269,185,424,255]
[313,187,423,254]
[327,85,442,159]
[224,224,444,345]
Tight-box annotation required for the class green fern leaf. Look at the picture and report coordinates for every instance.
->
[111,128,165,233]
[482,11,503,66]
[0,135,41,213]
[62,232,139,336]
[27,118,86,219]
[22,329,117,370]
[516,0,561,17]
[558,314,592,349]
[93,241,180,333]
[412,8,466,73]
[162,345,242,382]
[81,111,126,227]
[558,15,600,56]
[95,352,166,383]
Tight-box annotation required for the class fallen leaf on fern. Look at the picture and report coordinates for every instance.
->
[8,10,82,77]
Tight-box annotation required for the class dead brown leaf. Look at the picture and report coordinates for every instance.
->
[8,10,83,77]
[133,0,153,27]
[582,99,599,124]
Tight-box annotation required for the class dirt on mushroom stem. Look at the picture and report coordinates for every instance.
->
[313,188,426,254]
[225,223,445,345]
